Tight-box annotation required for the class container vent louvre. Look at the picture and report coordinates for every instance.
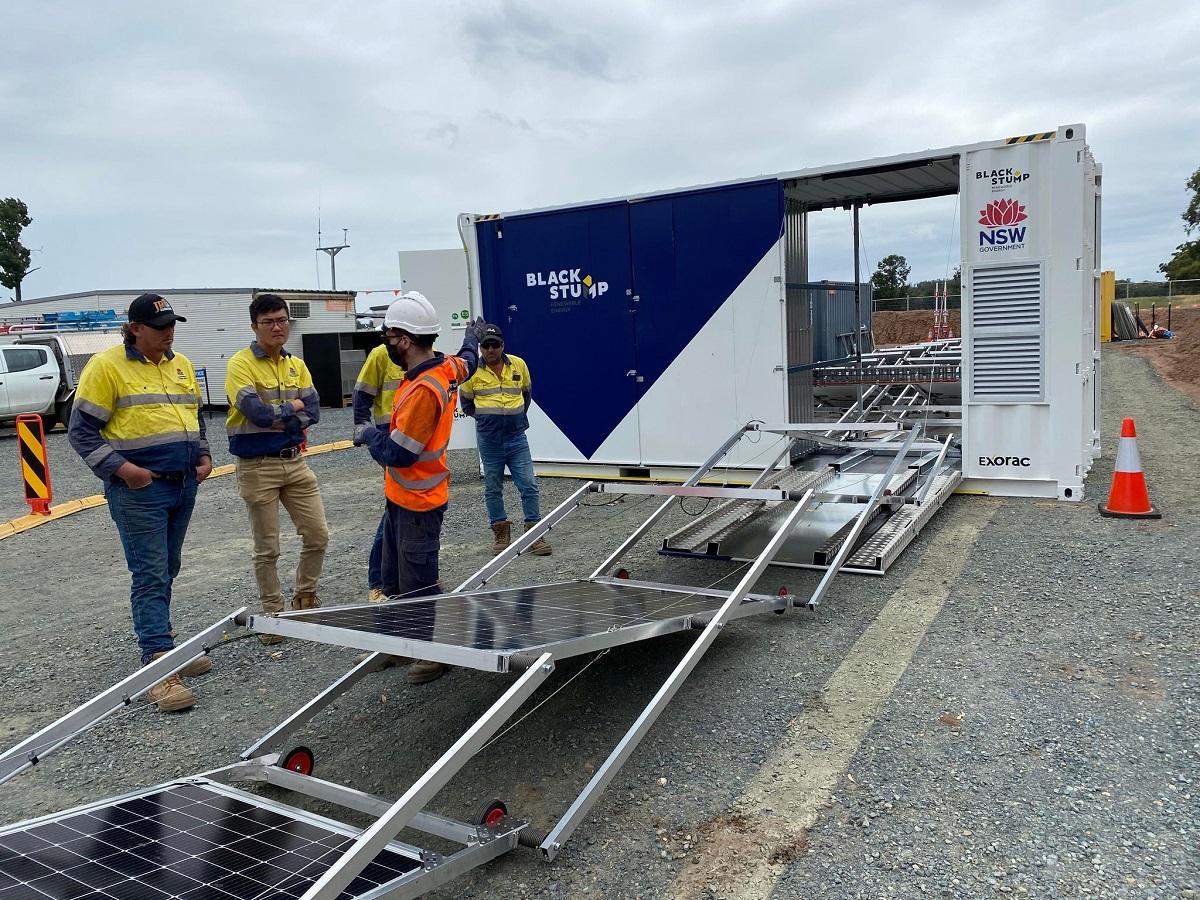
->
[969,264,1042,400]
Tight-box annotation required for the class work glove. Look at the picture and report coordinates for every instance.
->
[463,316,487,345]
[352,423,375,446]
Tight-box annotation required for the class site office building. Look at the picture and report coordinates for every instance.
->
[2,289,357,405]
[460,123,1101,500]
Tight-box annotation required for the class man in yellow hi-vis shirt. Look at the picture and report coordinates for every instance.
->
[226,294,329,637]
[351,342,404,602]
[69,293,213,713]
[460,324,550,556]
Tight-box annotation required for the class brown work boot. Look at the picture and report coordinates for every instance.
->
[406,661,448,685]
[151,649,212,678]
[259,633,285,646]
[524,522,552,556]
[368,588,386,603]
[290,592,321,611]
[354,651,412,668]
[146,672,195,713]
[491,520,512,555]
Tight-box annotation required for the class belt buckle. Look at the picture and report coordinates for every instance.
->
[282,446,301,460]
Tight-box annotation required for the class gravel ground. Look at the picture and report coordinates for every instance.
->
[0,350,1196,899]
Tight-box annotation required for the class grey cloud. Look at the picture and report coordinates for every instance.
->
[462,0,620,80]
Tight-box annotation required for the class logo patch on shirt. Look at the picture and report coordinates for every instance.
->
[176,368,188,382]
[288,367,297,377]
[512,373,521,382]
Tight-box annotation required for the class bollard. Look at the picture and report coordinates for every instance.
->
[15,414,53,515]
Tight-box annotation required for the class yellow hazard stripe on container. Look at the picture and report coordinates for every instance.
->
[16,419,50,500]
[475,213,503,221]
[0,439,357,542]
[1005,131,1056,145]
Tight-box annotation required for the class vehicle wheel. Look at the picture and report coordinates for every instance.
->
[55,399,73,429]
[279,746,315,776]
[473,798,508,829]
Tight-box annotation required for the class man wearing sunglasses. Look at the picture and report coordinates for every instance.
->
[69,293,213,712]
[226,294,329,638]
[459,324,550,556]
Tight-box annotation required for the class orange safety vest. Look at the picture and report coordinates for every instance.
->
[384,355,470,512]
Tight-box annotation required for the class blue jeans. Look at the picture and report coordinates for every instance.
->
[368,510,386,590]
[477,431,541,525]
[106,476,198,665]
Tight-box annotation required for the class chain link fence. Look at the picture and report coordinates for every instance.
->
[873,294,962,312]
[1115,279,1200,299]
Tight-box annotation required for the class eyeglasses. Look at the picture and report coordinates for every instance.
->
[256,316,290,329]
[481,341,502,349]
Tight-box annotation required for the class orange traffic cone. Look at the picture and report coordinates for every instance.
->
[1098,418,1160,519]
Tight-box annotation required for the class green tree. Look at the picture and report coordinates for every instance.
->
[1159,166,1200,281]
[0,198,33,302]
[870,253,911,299]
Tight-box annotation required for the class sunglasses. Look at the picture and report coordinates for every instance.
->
[481,341,503,349]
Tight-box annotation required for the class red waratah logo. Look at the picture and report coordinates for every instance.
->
[978,199,1027,227]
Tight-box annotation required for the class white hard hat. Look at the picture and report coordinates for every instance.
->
[383,291,440,335]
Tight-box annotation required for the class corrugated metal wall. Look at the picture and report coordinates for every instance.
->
[3,290,356,405]
[809,282,874,362]
[784,199,813,425]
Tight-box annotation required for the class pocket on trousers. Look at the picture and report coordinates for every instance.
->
[401,539,439,567]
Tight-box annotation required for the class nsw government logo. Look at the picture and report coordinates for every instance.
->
[978,199,1028,253]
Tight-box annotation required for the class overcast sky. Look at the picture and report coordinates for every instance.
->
[2,0,1198,305]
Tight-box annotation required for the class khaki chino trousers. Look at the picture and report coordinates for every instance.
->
[235,456,330,614]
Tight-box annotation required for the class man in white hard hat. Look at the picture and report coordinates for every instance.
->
[353,292,485,684]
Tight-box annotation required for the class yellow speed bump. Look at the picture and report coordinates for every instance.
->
[0,439,357,543]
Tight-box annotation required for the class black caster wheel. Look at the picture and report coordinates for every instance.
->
[474,798,508,829]
[279,746,315,776]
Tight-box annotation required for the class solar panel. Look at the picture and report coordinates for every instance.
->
[281,579,731,653]
[0,782,420,899]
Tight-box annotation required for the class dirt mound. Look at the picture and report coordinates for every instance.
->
[1115,306,1200,406]
[872,310,961,347]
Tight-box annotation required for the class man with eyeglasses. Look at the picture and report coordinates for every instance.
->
[69,293,213,712]
[352,292,485,684]
[459,324,551,556]
[226,294,329,638]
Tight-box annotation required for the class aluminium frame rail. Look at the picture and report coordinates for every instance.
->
[0,421,871,898]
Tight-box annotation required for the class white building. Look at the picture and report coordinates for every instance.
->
[1,289,357,406]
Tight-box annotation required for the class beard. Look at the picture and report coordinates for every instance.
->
[386,342,406,367]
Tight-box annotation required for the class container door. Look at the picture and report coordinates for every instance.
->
[629,181,785,465]
[477,202,640,462]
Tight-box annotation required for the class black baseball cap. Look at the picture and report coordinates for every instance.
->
[481,324,504,343]
[128,293,187,327]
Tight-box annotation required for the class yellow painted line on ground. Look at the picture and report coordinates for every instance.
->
[0,440,357,542]
[673,500,999,899]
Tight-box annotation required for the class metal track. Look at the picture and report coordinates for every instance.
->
[663,466,835,553]
[844,470,961,571]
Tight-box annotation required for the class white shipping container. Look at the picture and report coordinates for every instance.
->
[0,289,357,406]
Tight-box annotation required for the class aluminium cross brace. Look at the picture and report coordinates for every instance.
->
[538,490,819,859]
[0,610,245,784]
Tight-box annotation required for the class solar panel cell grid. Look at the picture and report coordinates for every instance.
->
[281,579,731,654]
[0,783,420,899]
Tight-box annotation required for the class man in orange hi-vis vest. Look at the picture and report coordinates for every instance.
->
[353,292,485,684]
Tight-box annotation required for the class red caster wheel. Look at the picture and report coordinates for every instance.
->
[474,798,508,829]
[280,746,315,776]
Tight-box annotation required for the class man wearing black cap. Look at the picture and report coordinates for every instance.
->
[459,324,550,556]
[69,293,213,713]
